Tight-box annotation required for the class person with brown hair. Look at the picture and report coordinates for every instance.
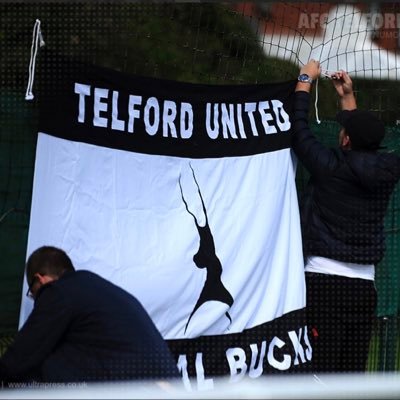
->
[0,246,179,384]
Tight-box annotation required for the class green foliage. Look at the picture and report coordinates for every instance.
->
[0,2,297,88]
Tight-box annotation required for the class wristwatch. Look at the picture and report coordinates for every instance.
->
[297,74,313,84]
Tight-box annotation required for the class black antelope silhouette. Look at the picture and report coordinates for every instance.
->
[178,164,234,334]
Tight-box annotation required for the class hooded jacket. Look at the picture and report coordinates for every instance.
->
[293,91,400,264]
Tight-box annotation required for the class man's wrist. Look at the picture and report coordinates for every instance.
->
[297,73,313,84]
[340,93,357,110]
[340,92,355,99]
[295,82,312,93]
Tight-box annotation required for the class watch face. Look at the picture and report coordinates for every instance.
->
[298,74,312,83]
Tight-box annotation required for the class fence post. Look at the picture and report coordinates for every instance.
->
[378,316,398,371]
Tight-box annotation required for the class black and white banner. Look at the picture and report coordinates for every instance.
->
[21,52,310,386]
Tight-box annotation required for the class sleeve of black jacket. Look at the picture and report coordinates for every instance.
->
[0,285,72,383]
[292,91,339,176]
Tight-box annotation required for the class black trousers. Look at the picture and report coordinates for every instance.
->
[306,272,377,373]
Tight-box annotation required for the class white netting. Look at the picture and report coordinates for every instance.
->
[240,3,400,80]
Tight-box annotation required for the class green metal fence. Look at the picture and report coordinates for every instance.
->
[368,317,400,372]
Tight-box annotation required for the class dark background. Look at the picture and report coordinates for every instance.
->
[0,1,399,371]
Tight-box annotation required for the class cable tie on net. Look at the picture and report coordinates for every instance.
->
[314,77,321,124]
[25,19,45,101]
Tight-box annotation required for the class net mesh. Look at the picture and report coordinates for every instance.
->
[0,1,399,370]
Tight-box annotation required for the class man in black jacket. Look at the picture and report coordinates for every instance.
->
[293,60,400,372]
[0,246,179,384]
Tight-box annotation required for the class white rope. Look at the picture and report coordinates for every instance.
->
[25,19,45,101]
[314,77,321,124]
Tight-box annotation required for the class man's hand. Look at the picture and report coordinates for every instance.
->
[331,70,357,110]
[299,59,321,80]
[296,59,321,93]
[331,70,353,97]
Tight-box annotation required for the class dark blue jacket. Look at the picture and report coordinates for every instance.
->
[293,91,400,264]
[0,270,179,382]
